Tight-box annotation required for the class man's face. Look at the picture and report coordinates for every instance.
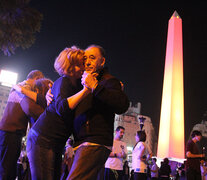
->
[83,47,105,73]
[195,135,202,142]
[116,129,125,140]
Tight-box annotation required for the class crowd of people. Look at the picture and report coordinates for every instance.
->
[0,44,206,180]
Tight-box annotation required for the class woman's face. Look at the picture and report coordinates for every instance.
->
[135,134,140,142]
[72,57,85,79]
[73,65,84,79]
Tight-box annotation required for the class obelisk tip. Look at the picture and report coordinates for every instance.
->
[171,10,181,19]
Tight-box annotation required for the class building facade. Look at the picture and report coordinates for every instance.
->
[0,84,11,120]
[190,115,207,157]
[114,102,158,166]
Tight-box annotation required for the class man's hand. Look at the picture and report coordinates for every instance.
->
[81,71,98,91]
[46,84,53,106]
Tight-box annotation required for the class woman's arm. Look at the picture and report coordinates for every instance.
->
[137,144,146,161]
[67,86,91,110]
[13,84,37,102]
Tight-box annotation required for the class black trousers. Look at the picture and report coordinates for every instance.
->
[67,145,111,180]
[0,130,22,180]
[104,168,123,180]
[186,168,201,180]
[134,172,147,180]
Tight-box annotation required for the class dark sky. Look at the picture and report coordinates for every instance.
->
[1,1,207,143]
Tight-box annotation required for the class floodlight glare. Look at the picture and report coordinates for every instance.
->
[0,69,18,87]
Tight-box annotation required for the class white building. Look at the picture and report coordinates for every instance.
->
[0,69,18,120]
[191,120,207,138]
[114,102,158,166]
[0,85,11,120]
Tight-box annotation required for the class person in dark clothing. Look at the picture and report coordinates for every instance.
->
[159,158,171,180]
[67,45,129,179]
[123,161,130,180]
[0,70,44,180]
[14,78,54,179]
[60,138,74,180]
[26,46,90,180]
[186,130,205,180]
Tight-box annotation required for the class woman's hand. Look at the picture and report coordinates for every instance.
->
[46,87,53,106]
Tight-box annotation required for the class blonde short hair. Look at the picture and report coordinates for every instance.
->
[54,46,84,76]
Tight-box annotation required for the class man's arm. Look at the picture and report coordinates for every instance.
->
[13,84,37,102]
[117,144,127,159]
[150,165,159,173]
[186,141,205,158]
[82,72,129,114]
[186,151,205,158]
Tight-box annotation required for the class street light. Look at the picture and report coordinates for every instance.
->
[0,69,18,87]
[139,116,146,131]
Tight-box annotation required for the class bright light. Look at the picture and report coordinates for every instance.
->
[157,11,185,159]
[127,146,133,152]
[0,69,18,87]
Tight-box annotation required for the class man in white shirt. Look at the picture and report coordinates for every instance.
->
[150,157,159,180]
[104,126,127,180]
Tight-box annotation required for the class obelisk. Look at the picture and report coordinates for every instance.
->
[157,11,185,159]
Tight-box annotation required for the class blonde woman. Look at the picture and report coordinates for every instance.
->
[26,46,90,180]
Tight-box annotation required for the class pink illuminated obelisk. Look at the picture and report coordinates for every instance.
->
[157,11,185,159]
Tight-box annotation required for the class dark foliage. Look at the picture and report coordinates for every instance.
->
[0,0,43,56]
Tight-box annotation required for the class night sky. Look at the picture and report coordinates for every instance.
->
[1,1,207,143]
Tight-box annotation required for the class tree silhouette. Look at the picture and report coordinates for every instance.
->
[0,0,43,56]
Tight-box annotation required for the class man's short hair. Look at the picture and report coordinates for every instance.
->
[152,157,157,162]
[116,126,125,132]
[26,70,44,80]
[86,44,106,58]
[191,130,202,138]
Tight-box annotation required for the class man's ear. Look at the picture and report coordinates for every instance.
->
[101,57,105,67]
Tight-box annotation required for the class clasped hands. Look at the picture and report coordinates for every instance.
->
[81,71,98,91]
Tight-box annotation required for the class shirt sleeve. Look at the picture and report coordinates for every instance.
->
[52,77,76,117]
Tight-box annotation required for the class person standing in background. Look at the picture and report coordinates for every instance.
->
[150,158,159,180]
[132,130,152,180]
[159,158,171,180]
[104,126,128,180]
[186,130,205,180]
[0,70,44,180]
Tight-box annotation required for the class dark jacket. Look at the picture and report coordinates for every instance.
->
[31,76,82,149]
[73,68,129,147]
